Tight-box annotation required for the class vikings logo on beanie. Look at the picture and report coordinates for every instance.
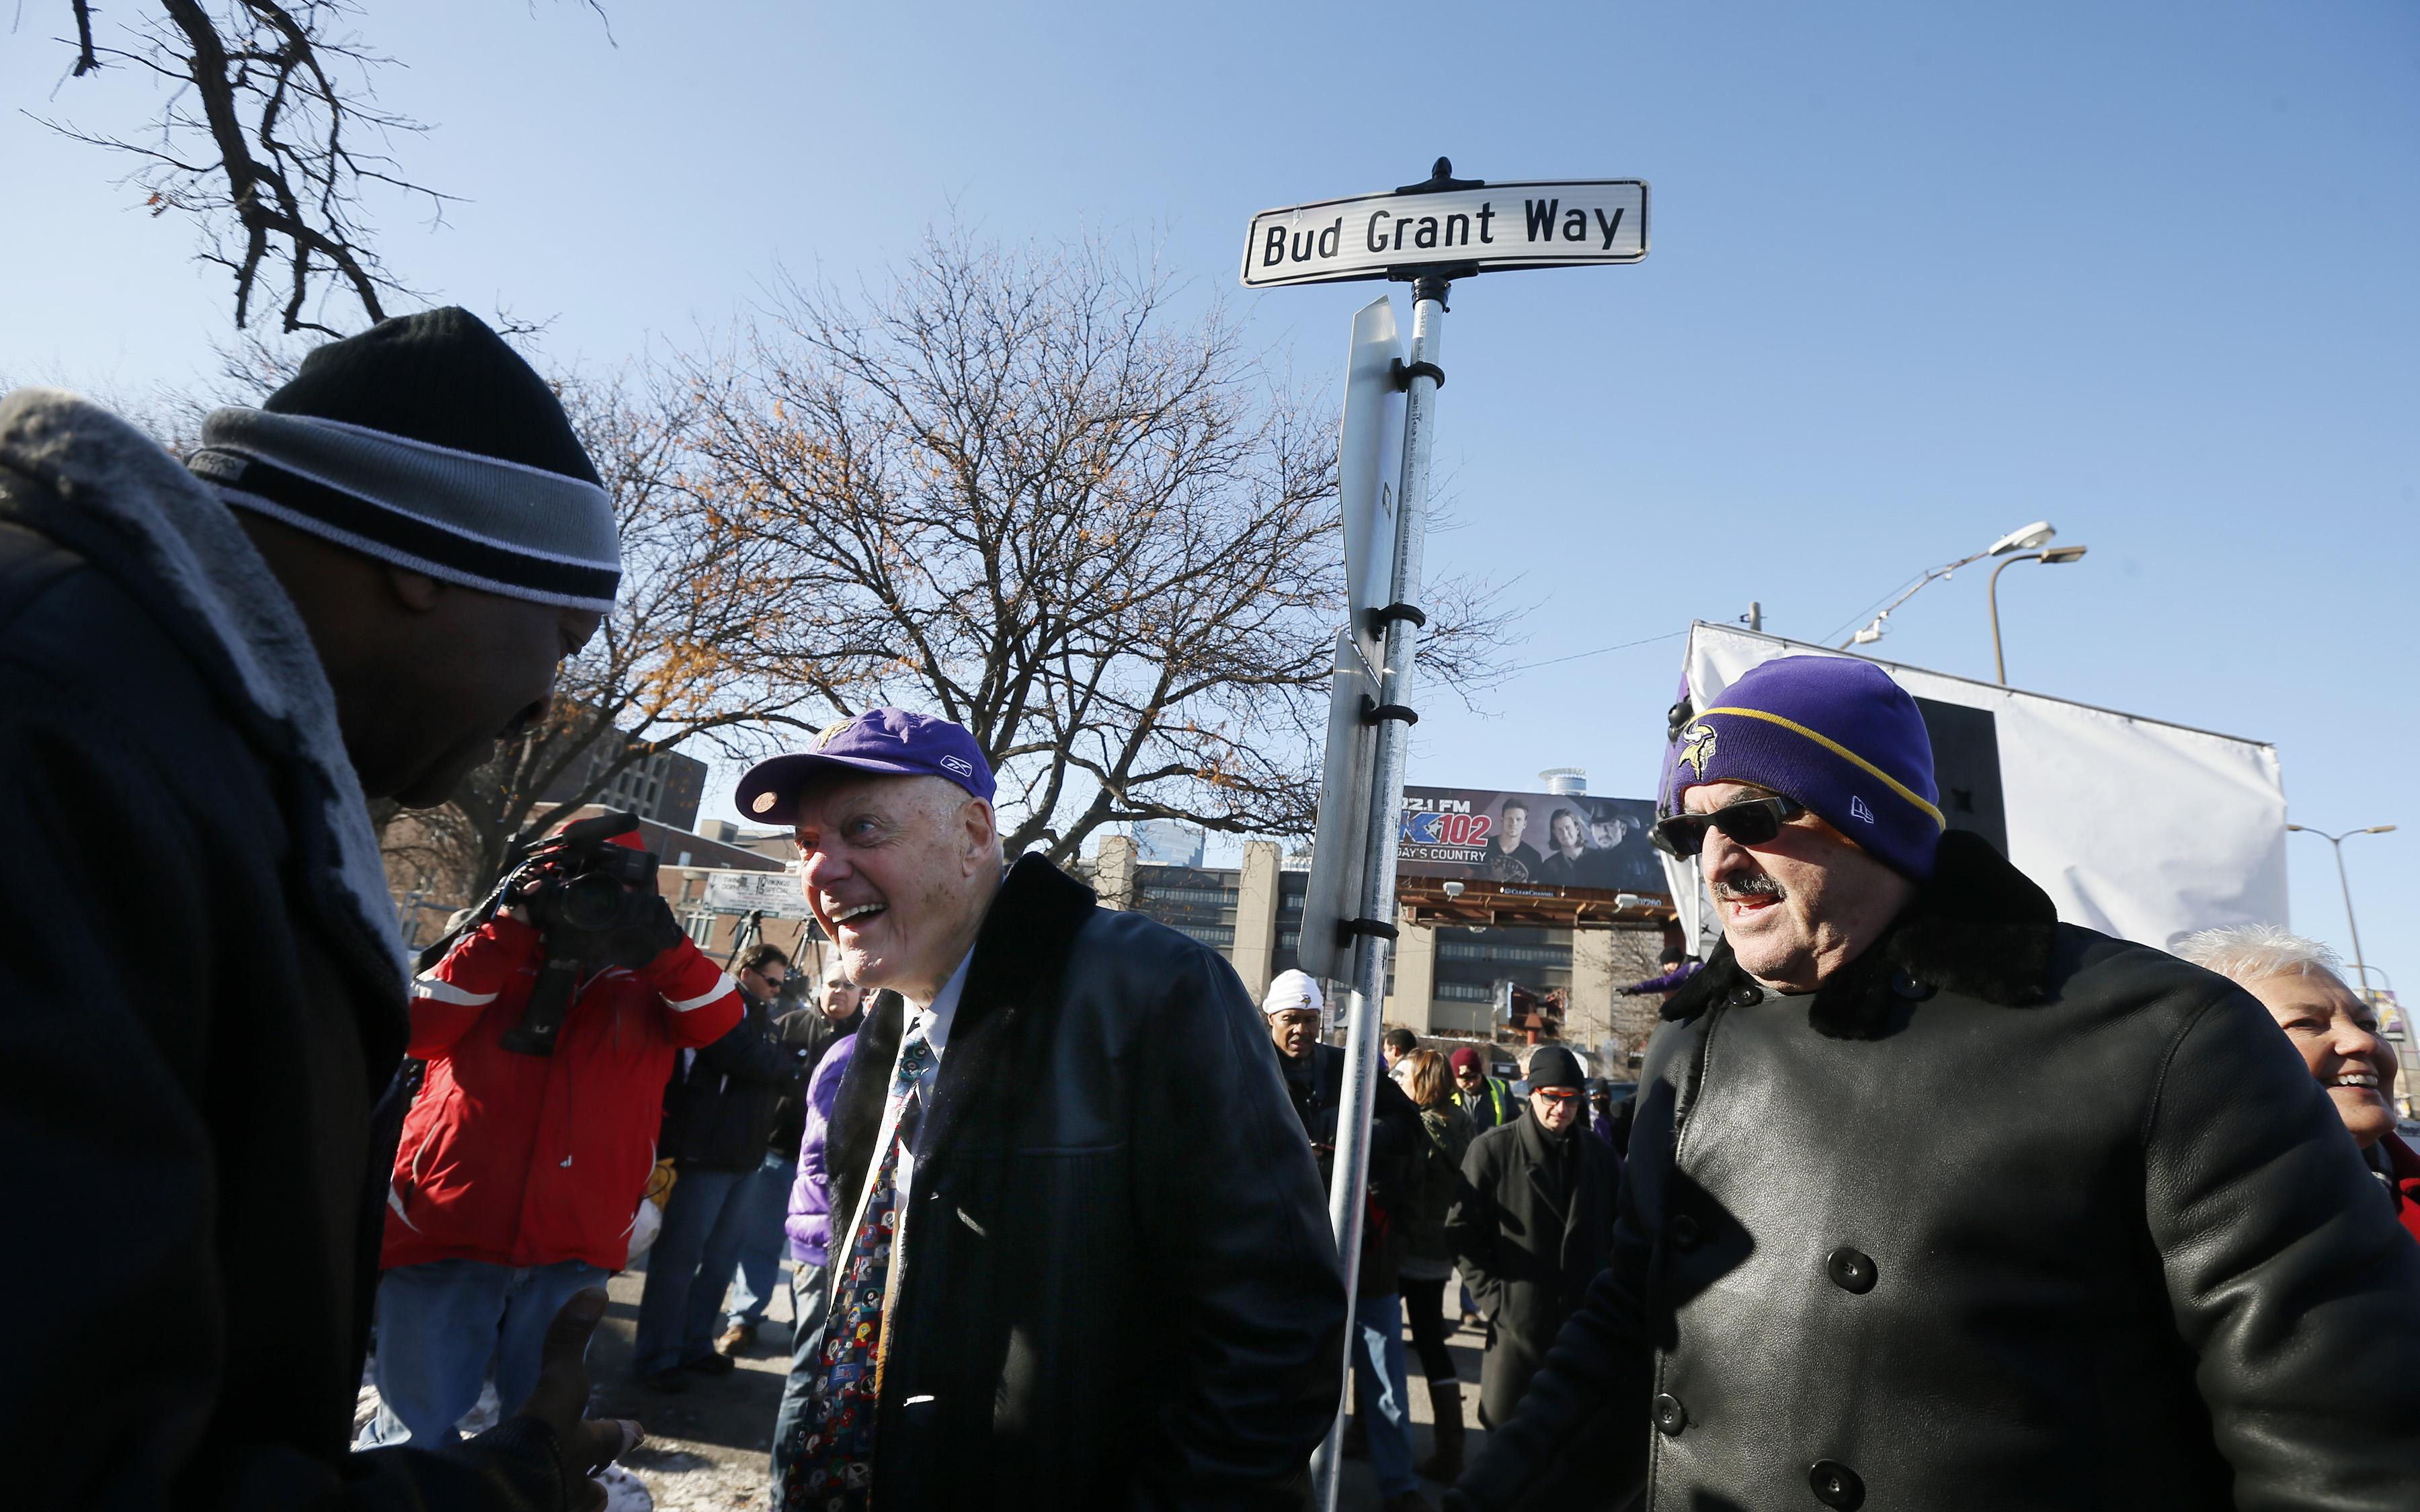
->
[183,306,621,614]
[1667,656,1946,880]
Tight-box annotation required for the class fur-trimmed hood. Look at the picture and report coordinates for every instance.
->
[1665,829,2058,1039]
[0,387,401,986]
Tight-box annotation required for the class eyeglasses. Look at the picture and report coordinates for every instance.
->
[1650,796,1806,857]
[1531,1087,1579,1102]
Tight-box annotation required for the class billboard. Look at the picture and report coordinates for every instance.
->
[1399,787,1666,894]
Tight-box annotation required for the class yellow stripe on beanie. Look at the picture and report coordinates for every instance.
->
[1701,706,1947,831]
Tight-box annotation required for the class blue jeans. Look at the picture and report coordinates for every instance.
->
[1353,1292,1416,1499]
[769,1259,832,1482]
[721,1151,797,1332]
[362,1257,608,1446]
[633,1165,752,1376]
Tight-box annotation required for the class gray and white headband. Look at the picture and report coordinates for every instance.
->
[188,407,621,614]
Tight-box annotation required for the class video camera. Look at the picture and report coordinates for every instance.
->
[491,810,680,1056]
[517,811,662,946]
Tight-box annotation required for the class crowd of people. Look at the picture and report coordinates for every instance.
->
[3,308,2418,1511]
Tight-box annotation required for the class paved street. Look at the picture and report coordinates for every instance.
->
[565,1257,1492,1510]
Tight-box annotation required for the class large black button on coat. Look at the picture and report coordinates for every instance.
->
[1888,968,1935,1001]
[1651,1393,1687,1435]
[1669,1214,1703,1252]
[1824,1246,1877,1294]
[1807,1459,1864,1509]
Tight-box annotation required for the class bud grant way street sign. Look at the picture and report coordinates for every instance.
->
[1242,179,1648,288]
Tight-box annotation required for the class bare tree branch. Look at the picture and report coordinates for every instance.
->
[682,224,1515,865]
[68,0,101,74]
[39,3,602,334]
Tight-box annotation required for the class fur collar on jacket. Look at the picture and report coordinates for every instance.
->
[0,387,402,987]
[1664,830,2059,1040]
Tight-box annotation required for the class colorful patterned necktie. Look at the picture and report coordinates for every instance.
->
[784,1015,934,1512]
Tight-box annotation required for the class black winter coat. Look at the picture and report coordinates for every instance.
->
[1404,1100,1478,1268]
[1282,1040,1424,1298]
[823,855,1344,1510]
[1444,1111,1621,1429]
[1449,833,2420,1512]
[661,985,809,1169]
[0,392,573,1509]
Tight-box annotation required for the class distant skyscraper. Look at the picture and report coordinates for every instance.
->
[1133,818,1206,867]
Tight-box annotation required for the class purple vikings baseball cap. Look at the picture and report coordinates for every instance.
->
[735,708,997,825]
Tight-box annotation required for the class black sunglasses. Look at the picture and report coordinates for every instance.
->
[1650,796,1806,857]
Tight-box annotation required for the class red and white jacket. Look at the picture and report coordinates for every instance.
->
[382,916,743,1273]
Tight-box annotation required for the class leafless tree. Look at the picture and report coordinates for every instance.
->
[33,2,602,335]
[683,227,1511,864]
[380,369,815,907]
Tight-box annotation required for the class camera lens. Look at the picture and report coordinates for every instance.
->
[560,873,627,933]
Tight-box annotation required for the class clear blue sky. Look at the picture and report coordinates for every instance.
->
[6,1,2415,991]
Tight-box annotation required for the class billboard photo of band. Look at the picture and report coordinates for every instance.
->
[1398,786,1665,894]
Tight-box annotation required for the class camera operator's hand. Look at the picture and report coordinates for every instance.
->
[628,894,688,963]
[575,895,690,970]
[511,1288,642,1511]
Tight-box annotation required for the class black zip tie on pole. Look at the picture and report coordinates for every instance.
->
[1361,696,1419,726]
[1336,917,1401,946]
[1389,358,1445,391]
[1367,601,1427,636]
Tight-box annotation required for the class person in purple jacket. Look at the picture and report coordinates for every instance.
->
[769,1024,864,1483]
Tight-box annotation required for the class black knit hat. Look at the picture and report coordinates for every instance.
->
[1526,1045,1586,1093]
[265,306,602,486]
[187,307,621,612]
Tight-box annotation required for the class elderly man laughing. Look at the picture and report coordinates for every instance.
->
[738,710,1343,1512]
[1449,655,2420,1512]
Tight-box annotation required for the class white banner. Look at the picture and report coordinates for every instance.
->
[1677,624,2289,950]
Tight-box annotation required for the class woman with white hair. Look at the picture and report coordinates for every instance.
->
[2176,923,2420,1243]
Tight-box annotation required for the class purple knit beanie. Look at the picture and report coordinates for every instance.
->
[1667,657,1945,880]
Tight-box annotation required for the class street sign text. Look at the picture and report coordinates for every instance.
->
[1242,180,1648,288]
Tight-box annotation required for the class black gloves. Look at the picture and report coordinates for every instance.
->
[627,894,690,967]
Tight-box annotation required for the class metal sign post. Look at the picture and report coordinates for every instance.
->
[1247,158,1648,1510]
[1307,270,1446,1509]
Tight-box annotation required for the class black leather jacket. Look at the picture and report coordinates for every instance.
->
[824,855,1344,1510]
[1451,833,2420,1512]
[660,986,810,1170]
[1281,1040,1423,1298]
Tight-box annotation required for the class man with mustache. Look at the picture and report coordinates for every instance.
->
[1449,655,2420,1511]
[736,710,1344,1511]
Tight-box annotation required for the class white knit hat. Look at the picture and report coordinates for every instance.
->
[1262,968,1323,1017]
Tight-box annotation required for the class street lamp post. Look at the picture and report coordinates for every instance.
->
[2285,823,2398,992]
[1987,544,2089,684]
[1840,520,2059,649]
